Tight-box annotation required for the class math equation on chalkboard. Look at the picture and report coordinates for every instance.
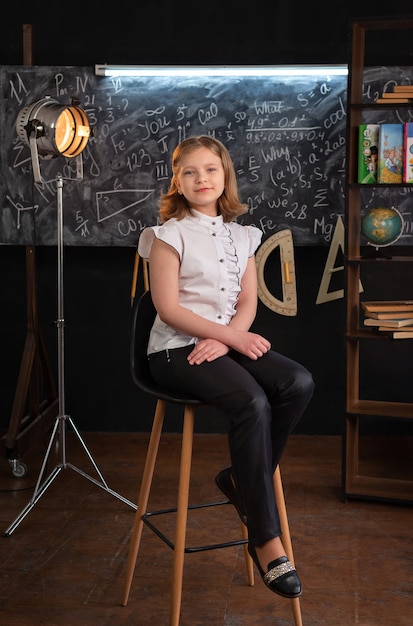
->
[1,65,412,246]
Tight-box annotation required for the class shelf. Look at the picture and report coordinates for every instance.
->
[344,475,413,503]
[346,256,413,263]
[346,399,413,419]
[344,422,413,504]
[346,331,413,341]
[347,182,413,188]
[352,18,413,29]
[351,102,413,110]
[343,18,413,504]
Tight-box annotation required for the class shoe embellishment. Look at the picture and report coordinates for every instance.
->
[264,559,295,584]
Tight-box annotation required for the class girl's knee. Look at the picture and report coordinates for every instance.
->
[296,367,315,403]
[233,389,270,425]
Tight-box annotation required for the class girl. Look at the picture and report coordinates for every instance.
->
[137,135,315,598]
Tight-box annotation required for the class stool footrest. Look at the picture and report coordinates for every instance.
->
[142,499,248,553]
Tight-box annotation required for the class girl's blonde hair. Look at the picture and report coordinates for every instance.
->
[158,135,248,223]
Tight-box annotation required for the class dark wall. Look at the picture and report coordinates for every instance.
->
[0,245,346,436]
[1,3,413,438]
[2,4,413,67]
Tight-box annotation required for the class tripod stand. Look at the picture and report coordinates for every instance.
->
[4,168,136,537]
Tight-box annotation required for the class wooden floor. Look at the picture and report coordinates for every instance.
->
[0,430,412,626]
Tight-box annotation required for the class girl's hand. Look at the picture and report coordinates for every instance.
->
[187,331,271,365]
[187,339,230,365]
[231,330,271,360]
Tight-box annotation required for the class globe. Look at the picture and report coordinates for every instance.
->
[361,206,404,248]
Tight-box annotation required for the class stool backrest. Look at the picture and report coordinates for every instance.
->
[130,289,202,405]
[130,289,158,395]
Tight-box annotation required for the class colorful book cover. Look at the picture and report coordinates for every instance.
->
[403,122,413,183]
[377,123,404,183]
[358,124,380,183]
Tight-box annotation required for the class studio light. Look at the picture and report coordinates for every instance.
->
[5,96,135,537]
[15,96,91,182]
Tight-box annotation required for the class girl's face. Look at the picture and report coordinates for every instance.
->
[175,146,225,216]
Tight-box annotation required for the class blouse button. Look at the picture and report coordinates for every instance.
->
[217,315,222,319]
[219,258,224,263]
[212,221,216,225]
[221,287,225,291]
[212,232,216,237]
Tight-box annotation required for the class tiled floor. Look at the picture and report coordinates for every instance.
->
[0,432,412,625]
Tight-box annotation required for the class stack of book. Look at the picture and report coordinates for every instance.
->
[358,122,413,184]
[362,300,413,338]
[375,85,413,104]
[358,85,413,184]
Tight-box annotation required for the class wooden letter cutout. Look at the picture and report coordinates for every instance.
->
[316,215,363,304]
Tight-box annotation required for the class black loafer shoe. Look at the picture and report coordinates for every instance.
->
[215,467,247,525]
[248,546,302,598]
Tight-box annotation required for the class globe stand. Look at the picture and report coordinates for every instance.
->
[361,245,393,260]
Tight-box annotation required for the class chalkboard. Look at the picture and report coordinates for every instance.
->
[1,65,412,246]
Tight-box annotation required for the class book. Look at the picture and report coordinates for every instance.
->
[358,124,380,183]
[361,300,413,312]
[364,317,413,328]
[403,122,413,183]
[377,123,404,183]
[394,85,413,92]
[375,98,412,104]
[386,330,413,339]
[377,92,413,99]
[365,310,413,319]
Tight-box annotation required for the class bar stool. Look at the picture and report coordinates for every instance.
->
[121,282,303,626]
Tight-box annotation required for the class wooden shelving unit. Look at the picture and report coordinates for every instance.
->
[344,18,413,504]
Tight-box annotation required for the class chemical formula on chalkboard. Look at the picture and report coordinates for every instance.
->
[1,65,412,246]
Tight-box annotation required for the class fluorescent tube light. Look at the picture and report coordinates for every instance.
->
[95,64,348,78]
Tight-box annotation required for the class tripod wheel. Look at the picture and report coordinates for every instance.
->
[9,459,28,478]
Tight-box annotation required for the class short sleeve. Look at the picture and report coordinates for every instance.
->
[246,225,263,256]
[137,227,156,260]
[137,220,184,260]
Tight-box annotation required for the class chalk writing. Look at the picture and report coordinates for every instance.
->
[1,65,412,246]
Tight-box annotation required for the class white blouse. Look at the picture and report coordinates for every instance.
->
[137,209,262,354]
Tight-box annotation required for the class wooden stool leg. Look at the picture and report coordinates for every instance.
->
[170,406,195,626]
[240,522,254,586]
[121,400,166,606]
[274,466,303,626]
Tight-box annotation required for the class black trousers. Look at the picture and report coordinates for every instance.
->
[148,344,315,547]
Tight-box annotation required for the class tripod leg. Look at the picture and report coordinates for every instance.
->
[4,177,135,539]
[65,416,136,509]
[4,413,136,538]
[3,416,62,536]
